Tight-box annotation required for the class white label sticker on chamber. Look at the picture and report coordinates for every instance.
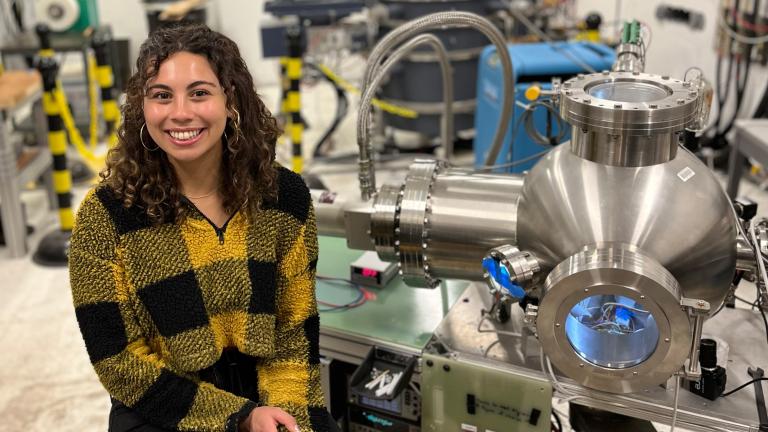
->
[677,167,696,182]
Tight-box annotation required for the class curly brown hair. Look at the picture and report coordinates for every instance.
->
[101,23,280,224]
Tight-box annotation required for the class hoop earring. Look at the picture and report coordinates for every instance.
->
[140,123,159,151]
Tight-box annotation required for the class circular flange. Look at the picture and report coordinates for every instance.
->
[538,244,692,393]
[397,159,444,288]
[560,72,698,135]
[371,184,403,261]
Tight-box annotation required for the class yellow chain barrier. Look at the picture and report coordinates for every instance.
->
[317,64,418,119]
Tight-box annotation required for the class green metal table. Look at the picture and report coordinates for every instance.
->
[316,236,468,363]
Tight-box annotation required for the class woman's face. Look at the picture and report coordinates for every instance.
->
[143,51,228,166]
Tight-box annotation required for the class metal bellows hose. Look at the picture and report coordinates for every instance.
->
[357,11,515,200]
[358,33,453,200]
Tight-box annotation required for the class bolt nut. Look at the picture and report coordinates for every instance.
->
[614,103,623,108]
[583,99,591,104]
[443,364,451,372]
[683,81,691,87]
[677,98,686,105]
[662,75,670,80]
[649,103,658,109]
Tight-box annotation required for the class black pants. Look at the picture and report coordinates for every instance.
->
[109,399,175,432]
[108,350,339,432]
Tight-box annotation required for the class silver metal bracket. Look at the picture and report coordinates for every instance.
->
[680,297,710,379]
[677,359,702,382]
[523,304,539,336]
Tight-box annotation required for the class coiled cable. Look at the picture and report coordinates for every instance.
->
[522,100,567,147]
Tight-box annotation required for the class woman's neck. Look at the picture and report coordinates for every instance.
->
[170,148,223,198]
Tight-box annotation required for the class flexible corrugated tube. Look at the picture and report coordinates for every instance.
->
[357,11,514,200]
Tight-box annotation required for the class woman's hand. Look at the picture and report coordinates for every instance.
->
[239,406,299,432]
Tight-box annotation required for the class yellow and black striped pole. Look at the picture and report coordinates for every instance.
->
[286,27,303,173]
[279,57,289,118]
[92,32,120,146]
[33,24,73,267]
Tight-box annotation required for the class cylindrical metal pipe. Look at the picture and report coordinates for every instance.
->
[612,43,645,73]
[687,313,706,377]
[425,170,524,280]
[736,234,757,272]
[311,190,346,237]
[570,128,679,167]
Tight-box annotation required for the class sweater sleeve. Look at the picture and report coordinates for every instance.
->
[69,190,257,432]
[259,200,329,431]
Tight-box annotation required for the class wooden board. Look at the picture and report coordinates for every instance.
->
[0,70,42,109]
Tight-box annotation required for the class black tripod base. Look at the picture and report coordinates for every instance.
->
[33,230,71,267]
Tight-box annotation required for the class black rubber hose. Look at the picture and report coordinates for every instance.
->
[722,0,758,136]
[753,83,768,117]
[306,63,349,158]
[714,0,739,138]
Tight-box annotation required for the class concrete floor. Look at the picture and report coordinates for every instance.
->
[0,79,765,432]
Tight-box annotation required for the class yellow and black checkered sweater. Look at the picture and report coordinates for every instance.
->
[69,167,327,432]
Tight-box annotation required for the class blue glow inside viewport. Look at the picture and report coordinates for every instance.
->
[482,256,525,298]
[565,294,659,369]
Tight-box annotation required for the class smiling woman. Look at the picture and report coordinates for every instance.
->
[68,24,332,432]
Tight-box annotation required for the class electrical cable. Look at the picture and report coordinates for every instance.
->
[523,100,567,146]
[759,302,768,344]
[305,63,349,158]
[640,21,652,52]
[719,9,768,44]
[669,375,681,432]
[721,0,759,137]
[312,63,418,119]
[0,0,18,36]
[316,275,371,312]
[477,312,523,338]
[721,377,768,397]
[2,0,20,36]
[471,97,563,172]
[734,294,758,308]
[551,410,563,432]
[684,66,704,82]
[472,148,552,172]
[746,220,768,345]
[705,0,738,140]
[505,6,597,73]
